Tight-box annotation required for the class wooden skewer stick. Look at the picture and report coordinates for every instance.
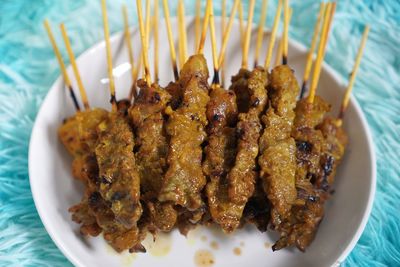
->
[122,5,135,84]
[178,0,188,70]
[162,0,179,81]
[153,0,159,82]
[264,0,282,69]
[300,2,326,99]
[238,1,245,51]
[198,0,212,54]
[218,0,240,72]
[282,0,289,65]
[195,0,201,52]
[209,0,220,86]
[242,0,256,68]
[59,24,90,110]
[307,2,333,104]
[274,7,292,67]
[136,0,152,87]
[44,20,80,111]
[254,0,269,67]
[101,0,117,111]
[338,25,370,121]
[220,0,226,87]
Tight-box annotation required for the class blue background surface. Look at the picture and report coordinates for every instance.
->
[0,0,399,266]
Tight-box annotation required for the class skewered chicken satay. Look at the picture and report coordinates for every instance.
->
[216,0,267,231]
[158,1,212,234]
[279,25,368,251]
[74,0,144,252]
[273,3,345,252]
[202,0,247,233]
[258,64,299,230]
[272,17,333,254]
[158,54,210,217]
[128,80,178,232]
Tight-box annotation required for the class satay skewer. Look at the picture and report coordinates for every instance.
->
[254,0,269,67]
[162,0,179,81]
[274,7,292,67]
[59,24,90,110]
[153,0,159,82]
[100,0,117,111]
[307,2,334,104]
[241,0,256,69]
[264,0,282,70]
[300,2,326,98]
[338,25,370,122]
[282,0,290,65]
[136,0,152,87]
[44,20,81,111]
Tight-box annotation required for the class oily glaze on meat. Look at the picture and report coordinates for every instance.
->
[272,95,348,252]
[227,67,268,213]
[58,108,108,157]
[95,113,142,229]
[128,79,177,232]
[258,65,299,231]
[203,86,240,232]
[272,96,330,251]
[159,54,210,213]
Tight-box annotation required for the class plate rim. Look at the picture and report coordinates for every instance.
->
[28,17,376,267]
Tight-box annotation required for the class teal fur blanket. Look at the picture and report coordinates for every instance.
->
[0,0,399,266]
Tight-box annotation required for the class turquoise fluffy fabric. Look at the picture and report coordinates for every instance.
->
[0,0,399,266]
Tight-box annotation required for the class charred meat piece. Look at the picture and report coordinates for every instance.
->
[203,86,240,232]
[58,108,108,157]
[227,67,268,217]
[243,182,270,232]
[317,117,348,191]
[258,65,299,230]
[273,96,333,252]
[158,54,210,213]
[128,79,178,231]
[95,113,142,229]
[129,80,171,199]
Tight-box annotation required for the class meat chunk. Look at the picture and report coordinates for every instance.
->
[128,80,178,231]
[222,67,268,231]
[258,65,299,229]
[159,54,210,214]
[203,86,240,232]
[95,113,142,229]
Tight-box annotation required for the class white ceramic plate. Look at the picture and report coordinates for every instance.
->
[29,17,375,267]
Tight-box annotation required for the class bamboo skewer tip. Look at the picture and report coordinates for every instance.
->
[307,2,333,104]
[101,0,117,111]
[264,0,283,70]
[136,0,152,87]
[300,2,326,99]
[338,25,370,120]
[59,23,90,110]
[162,0,179,81]
[241,0,256,69]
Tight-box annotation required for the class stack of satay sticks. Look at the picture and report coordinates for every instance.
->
[44,0,369,253]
